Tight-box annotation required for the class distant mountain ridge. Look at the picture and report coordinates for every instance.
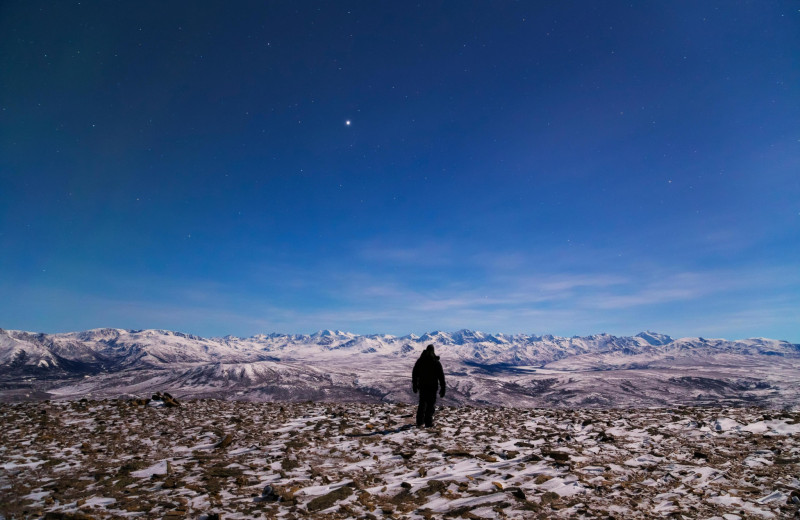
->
[1,327,797,375]
[2,328,798,407]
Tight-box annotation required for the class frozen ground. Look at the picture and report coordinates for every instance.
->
[2,399,800,519]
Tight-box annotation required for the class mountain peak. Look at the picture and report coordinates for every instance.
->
[635,331,674,346]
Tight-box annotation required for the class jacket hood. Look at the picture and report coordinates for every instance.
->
[420,350,440,361]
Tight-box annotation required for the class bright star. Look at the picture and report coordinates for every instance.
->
[345,120,351,126]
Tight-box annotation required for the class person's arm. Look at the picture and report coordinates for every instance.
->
[412,360,419,393]
[438,362,446,397]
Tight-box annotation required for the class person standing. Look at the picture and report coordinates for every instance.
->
[412,344,446,428]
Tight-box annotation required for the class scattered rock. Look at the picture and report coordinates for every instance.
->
[417,479,447,498]
[5,400,799,520]
[215,433,233,449]
[506,486,526,500]
[540,491,560,504]
[542,450,570,462]
[398,450,416,460]
[162,477,181,489]
[443,504,479,518]
[444,448,472,457]
[119,460,148,475]
[306,485,354,512]
[597,431,614,443]
[693,450,709,461]
[206,465,242,478]
[280,457,300,471]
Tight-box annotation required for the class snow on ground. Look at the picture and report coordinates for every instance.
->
[1,400,799,519]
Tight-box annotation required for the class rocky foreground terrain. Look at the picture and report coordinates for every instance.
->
[2,399,800,519]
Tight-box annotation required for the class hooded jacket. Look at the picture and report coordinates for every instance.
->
[412,348,446,393]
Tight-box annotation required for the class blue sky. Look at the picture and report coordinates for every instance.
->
[1,2,798,341]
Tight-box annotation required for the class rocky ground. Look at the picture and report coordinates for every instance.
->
[2,399,800,519]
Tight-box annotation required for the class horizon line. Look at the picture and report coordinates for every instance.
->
[2,326,794,344]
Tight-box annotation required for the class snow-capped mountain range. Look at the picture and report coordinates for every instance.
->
[1,328,798,408]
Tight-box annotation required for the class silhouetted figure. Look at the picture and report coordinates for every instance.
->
[412,344,446,427]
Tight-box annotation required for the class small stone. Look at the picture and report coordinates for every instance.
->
[597,431,614,443]
[444,449,472,457]
[693,450,709,460]
[542,450,570,462]
[162,477,181,489]
[506,487,526,500]
[280,457,300,471]
[540,491,560,504]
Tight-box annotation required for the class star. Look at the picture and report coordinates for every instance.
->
[345,120,351,126]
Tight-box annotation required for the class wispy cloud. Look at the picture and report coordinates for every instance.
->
[4,249,798,341]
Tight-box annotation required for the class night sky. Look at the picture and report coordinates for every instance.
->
[1,2,798,341]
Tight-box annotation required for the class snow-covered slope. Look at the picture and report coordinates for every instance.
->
[1,328,798,407]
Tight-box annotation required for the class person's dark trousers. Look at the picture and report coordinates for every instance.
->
[416,387,437,427]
